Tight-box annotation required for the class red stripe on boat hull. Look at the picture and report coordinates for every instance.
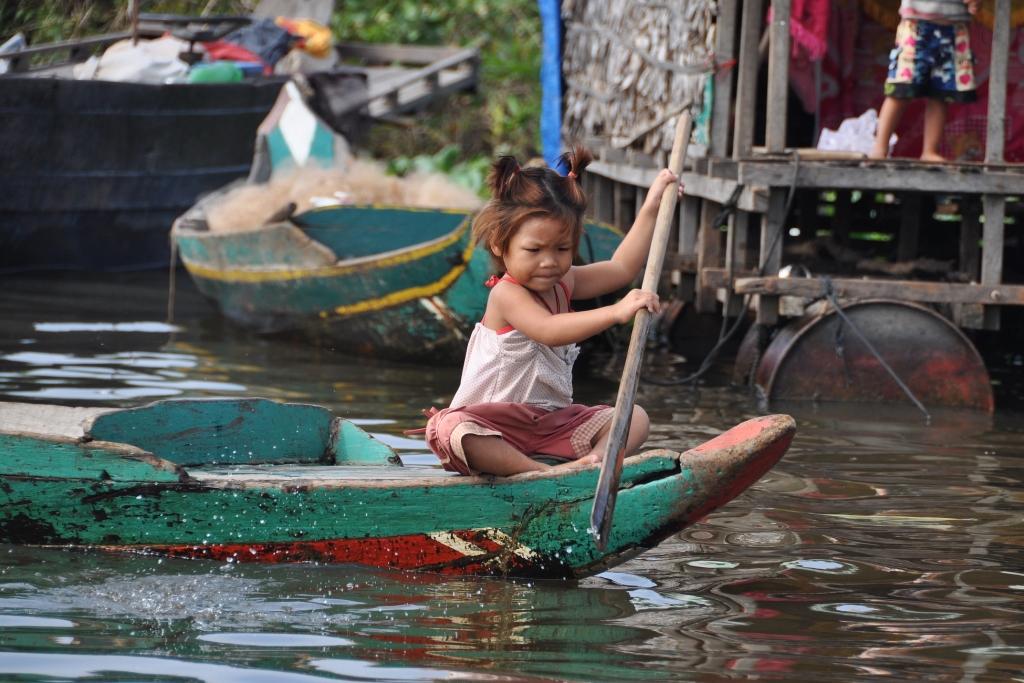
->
[99,531,545,576]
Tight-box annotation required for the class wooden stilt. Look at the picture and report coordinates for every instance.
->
[711,0,739,158]
[733,0,764,159]
[696,200,723,313]
[757,188,787,325]
[765,0,791,154]
[596,175,615,224]
[898,193,922,262]
[981,0,1010,330]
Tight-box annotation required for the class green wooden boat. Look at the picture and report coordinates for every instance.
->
[0,398,795,579]
[172,205,622,363]
[171,80,623,362]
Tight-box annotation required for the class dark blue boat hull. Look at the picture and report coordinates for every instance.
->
[0,76,286,272]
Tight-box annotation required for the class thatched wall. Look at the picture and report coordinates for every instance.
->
[561,0,714,160]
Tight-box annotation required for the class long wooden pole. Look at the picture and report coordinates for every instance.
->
[589,110,692,549]
[130,0,140,46]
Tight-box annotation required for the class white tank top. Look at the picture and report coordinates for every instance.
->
[449,325,580,410]
[449,277,579,411]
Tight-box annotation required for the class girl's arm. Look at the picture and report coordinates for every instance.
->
[568,169,681,300]
[489,282,660,347]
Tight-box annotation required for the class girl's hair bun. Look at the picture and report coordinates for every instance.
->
[490,156,523,200]
[560,146,593,181]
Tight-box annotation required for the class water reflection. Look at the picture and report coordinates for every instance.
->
[1,272,1023,680]
[0,549,662,681]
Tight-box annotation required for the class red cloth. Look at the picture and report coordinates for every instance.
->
[202,40,270,74]
[769,0,831,61]
[425,402,613,475]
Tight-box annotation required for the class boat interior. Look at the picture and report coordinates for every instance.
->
[0,397,687,487]
[294,206,470,258]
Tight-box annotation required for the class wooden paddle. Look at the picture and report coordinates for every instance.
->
[589,109,693,550]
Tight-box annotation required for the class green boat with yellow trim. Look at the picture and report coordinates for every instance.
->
[172,80,623,361]
[173,203,622,362]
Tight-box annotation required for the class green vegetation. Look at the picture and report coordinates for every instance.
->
[0,1,250,44]
[387,145,492,197]
[332,0,541,163]
[2,1,542,166]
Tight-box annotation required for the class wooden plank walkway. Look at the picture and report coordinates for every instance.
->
[335,42,479,120]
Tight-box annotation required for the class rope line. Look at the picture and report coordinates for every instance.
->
[821,277,932,422]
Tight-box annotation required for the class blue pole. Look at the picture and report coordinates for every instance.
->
[538,0,563,170]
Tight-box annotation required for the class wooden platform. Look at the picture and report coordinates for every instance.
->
[724,154,1024,195]
[575,0,1023,337]
[334,42,479,120]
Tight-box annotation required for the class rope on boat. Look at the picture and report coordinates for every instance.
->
[821,276,932,422]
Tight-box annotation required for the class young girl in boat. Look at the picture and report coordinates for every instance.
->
[424,147,681,476]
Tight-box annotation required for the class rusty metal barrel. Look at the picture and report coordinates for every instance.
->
[750,300,994,412]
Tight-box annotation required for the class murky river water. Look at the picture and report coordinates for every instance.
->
[0,272,1022,682]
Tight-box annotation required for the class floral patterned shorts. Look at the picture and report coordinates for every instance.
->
[884,18,976,103]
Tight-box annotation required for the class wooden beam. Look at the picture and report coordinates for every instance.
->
[898,193,922,261]
[695,200,723,312]
[756,188,788,324]
[613,182,625,229]
[981,0,1010,330]
[679,171,769,212]
[335,42,466,65]
[678,194,701,258]
[737,159,1024,194]
[724,211,753,316]
[711,0,740,158]
[959,197,981,280]
[765,0,792,153]
[595,176,615,224]
[699,271,1024,306]
[986,0,1010,165]
[982,194,1005,329]
[589,160,658,189]
[733,0,765,158]
[731,212,753,272]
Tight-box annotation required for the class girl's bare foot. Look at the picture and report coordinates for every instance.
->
[920,151,946,163]
[868,143,889,160]
[561,452,600,469]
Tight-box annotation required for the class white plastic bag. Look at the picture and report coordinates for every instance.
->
[817,109,896,156]
[74,36,194,83]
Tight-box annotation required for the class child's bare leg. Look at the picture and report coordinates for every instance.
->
[871,96,907,159]
[920,98,948,162]
[462,434,550,475]
[572,406,651,467]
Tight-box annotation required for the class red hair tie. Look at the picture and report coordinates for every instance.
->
[567,171,577,179]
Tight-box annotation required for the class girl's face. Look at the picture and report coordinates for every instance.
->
[494,216,574,292]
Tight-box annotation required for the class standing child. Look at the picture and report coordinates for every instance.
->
[424,147,680,476]
[870,0,979,161]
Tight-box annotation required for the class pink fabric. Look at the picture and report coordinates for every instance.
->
[771,0,832,114]
[771,0,831,61]
[425,402,613,475]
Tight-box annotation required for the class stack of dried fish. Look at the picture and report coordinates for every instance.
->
[562,0,714,159]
